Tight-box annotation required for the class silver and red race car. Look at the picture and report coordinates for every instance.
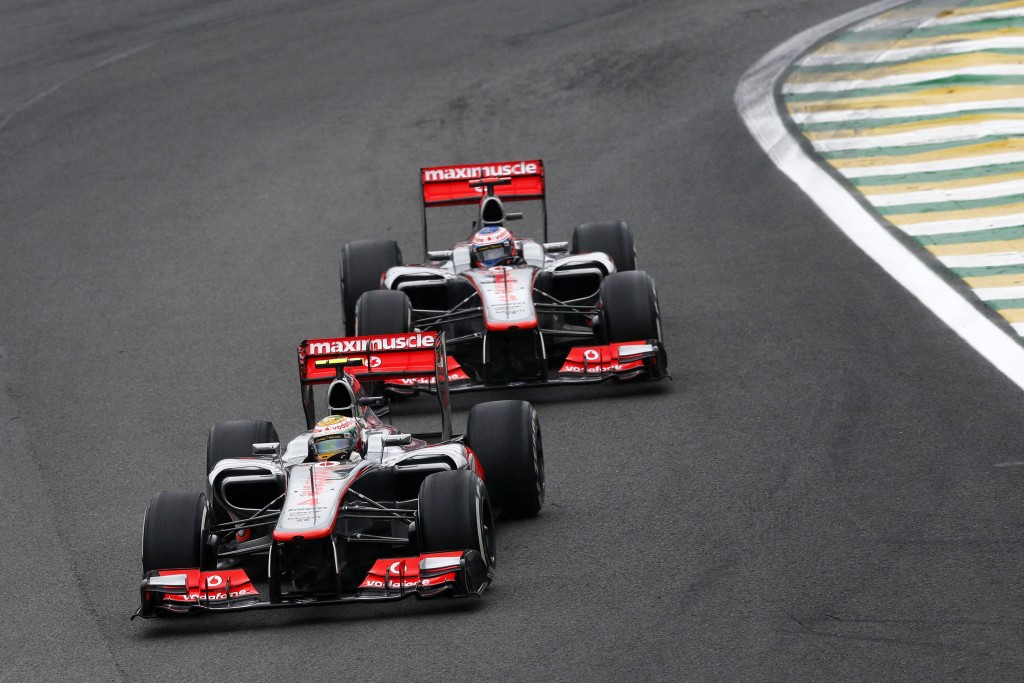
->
[338,159,668,395]
[134,335,543,618]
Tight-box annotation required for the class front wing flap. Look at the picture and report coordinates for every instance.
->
[555,340,665,381]
[358,550,490,597]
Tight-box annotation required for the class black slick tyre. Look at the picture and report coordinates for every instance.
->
[600,270,661,343]
[466,400,544,519]
[142,490,212,573]
[340,239,402,336]
[418,470,496,570]
[207,420,279,474]
[571,220,637,272]
[355,289,412,336]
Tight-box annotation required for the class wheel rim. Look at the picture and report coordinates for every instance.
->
[477,489,496,569]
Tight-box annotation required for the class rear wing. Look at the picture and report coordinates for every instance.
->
[297,332,452,439]
[419,159,547,256]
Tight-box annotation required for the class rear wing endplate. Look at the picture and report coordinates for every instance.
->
[297,332,451,439]
[419,159,547,256]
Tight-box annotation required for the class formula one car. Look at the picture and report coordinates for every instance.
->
[338,159,667,395]
[134,334,543,618]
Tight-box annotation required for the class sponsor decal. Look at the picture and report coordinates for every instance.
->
[560,344,650,375]
[472,226,512,245]
[308,333,437,356]
[159,569,258,603]
[169,587,258,602]
[358,555,462,590]
[559,347,645,375]
[484,268,520,301]
[492,302,529,317]
[313,415,358,435]
[361,558,422,589]
[562,363,630,374]
[423,161,538,183]
[296,467,334,507]
[362,578,434,589]
[387,368,470,386]
[273,464,353,540]
[468,267,537,325]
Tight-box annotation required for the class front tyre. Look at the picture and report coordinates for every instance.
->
[467,400,544,519]
[355,289,412,336]
[418,470,496,573]
[142,490,212,573]
[600,270,661,343]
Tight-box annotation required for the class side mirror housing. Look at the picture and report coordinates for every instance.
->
[251,442,280,456]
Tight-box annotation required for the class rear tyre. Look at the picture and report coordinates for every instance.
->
[571,220,636,272]
[355,289,412,336]
[467,400,544,519]
[142,490,212,573]
[418,470,496,571]
[207,420,279,474]
[341,239,403,336]
[206,420,279,523]
[600,270,661,343]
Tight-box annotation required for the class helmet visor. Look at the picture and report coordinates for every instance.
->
[475,241,512,266]
[313,433,358,459]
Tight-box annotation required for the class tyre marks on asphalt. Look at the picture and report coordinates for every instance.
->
[784,0,1024,336]
[0,368,124,682]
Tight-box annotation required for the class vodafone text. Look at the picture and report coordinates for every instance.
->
[363,578,438,589]
[423,162,538,182]
[563,363,625,374]
[171,587,257,602]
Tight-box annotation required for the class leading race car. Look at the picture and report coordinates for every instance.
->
[339,159,668,395]
[134,334,543,618]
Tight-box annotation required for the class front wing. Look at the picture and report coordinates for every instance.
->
[384,339,669,395]
[133,550,488,618]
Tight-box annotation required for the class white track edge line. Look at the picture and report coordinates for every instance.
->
[735,0,1024,392]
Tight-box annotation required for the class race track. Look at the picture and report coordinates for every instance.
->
[2,0,1024,680]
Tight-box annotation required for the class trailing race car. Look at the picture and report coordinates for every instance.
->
[339,159,668,394]
[134,334,543,618]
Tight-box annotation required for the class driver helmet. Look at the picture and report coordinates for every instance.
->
[310,415,362,461]
[470,225,516,267]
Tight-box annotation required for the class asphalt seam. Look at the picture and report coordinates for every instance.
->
[0,42,159,134]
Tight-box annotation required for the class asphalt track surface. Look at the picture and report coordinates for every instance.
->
[3,0,1024,680]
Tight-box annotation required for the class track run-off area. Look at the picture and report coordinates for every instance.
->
[4,0,1024,681]
[742,0,1024,391]
[792,0,1024,338]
